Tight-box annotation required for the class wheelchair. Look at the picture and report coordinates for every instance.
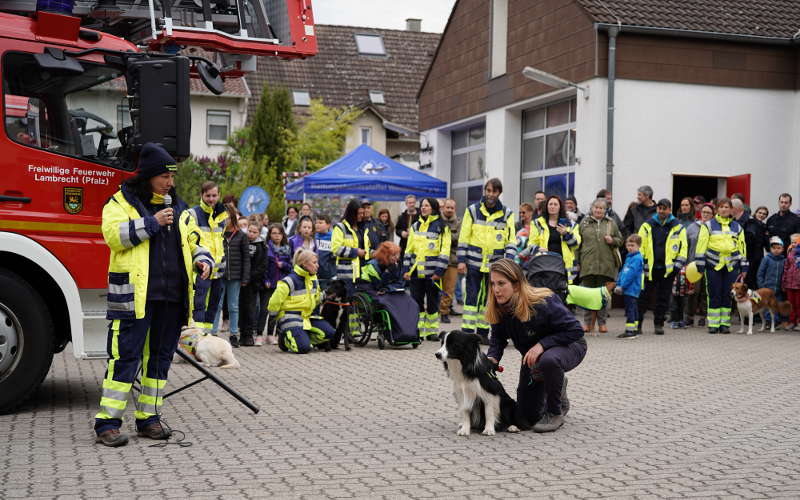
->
[347,291,421,350]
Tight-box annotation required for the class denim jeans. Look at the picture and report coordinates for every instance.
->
[212,279,241,335]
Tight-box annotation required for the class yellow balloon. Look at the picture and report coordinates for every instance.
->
[685,262,702,283]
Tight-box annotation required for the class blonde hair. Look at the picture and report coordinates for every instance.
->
[485,259,552,324]
[293,249,317,271]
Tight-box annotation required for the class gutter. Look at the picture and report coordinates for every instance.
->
[596,23,797,45]
[594,22,798,192]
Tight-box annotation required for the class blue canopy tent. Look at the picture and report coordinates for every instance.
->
[285,144,447,201]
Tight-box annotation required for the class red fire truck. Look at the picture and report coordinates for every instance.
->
[0,0,316,412]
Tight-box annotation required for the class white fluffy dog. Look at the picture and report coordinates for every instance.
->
[175,326,240,368]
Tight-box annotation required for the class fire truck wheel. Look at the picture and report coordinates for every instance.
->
[0,269,54,414]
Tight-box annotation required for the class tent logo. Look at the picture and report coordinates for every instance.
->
[359,160,389,175]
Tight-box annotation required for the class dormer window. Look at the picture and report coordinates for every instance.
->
[369,90,385,104]
[355,34,386,55]
[292,90,311,106]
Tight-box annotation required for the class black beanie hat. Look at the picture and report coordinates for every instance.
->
[138,142,177,179]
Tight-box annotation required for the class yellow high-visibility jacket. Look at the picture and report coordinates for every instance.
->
[331,220,370,283]
[403,214,451,278]
[457,200,516,273]
[101,186,213,321]
[694,215,748,273]
[638,215,689,279]
[186,200,228,278]
[267,265,321,330]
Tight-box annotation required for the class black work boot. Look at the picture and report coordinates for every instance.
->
[229,335,240,348]
[95,428,129,447]
[137,421,171,440]
[240,332,255,346]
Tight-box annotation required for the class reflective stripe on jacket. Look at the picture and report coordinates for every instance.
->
[638,216,688,279]
[267,265,320,330]
[403,215,451,278]
[457,200,516,272]
[101,186,213,321]
[331,220,370,283]
[187,201,228,278]
[694,215,748,273]
[524,217,581,283]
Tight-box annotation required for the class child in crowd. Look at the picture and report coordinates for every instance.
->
[265,223,292,344]
[258,213,270,241]
[781,234,800,330]
[669,268,688,329]
[289,215,317,255]
[212,212,250,347]
[241,219,268,346]
[314,215,335,290]
[615,234,644,339]
[758,236,786,327]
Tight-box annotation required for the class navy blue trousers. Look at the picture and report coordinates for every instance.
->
[624,295,639,331]
[516,340,587,425]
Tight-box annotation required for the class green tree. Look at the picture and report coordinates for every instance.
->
[251,84,298,170]
[296,100,361,171]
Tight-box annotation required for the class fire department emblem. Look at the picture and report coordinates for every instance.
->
[63,187,84,214]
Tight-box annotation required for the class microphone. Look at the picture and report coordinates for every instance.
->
[163,194,172,232]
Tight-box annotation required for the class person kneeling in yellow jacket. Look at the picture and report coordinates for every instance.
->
[268,250,335,354]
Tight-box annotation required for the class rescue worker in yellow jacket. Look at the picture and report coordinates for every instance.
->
[694,197,748,334]
[522,195,582,284]
[267,250,334,353]
[403,197,451,341]
[457,178,517,343]
[95,143,213,447]
[331,199,370,345]
[636,199,688,335]
[186,181,228,331]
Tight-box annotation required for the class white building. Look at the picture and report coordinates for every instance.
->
[418,0,800,215]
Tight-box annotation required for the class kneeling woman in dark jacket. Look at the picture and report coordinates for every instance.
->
[486,259,587,432]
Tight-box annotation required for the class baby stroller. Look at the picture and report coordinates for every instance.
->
[522,251,568,303]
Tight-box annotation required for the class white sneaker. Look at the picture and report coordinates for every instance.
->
[267,335,278,345]
[254,335,264,346]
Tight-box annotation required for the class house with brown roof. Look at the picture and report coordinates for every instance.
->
[246,20,440,167]
[419,0,800,214]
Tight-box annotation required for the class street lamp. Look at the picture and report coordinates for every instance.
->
[522,66,590,99]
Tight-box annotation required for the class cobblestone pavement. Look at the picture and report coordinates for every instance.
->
[2,313,800,499]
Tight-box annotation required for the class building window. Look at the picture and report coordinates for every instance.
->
[292,90,311,106]
[355,34,386,55]
[490,0,508,78]
[360,127,372,146]
[451,124,486,210]
[521,98,577,203]
[207,110,231,144]
[369,90,385,105]
[116,103,131,132]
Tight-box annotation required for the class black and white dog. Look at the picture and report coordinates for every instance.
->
[435,330,525,436]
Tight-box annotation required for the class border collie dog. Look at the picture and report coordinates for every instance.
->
[435,330,524,436]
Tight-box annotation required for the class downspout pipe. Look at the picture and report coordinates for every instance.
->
[605,25,618,192]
